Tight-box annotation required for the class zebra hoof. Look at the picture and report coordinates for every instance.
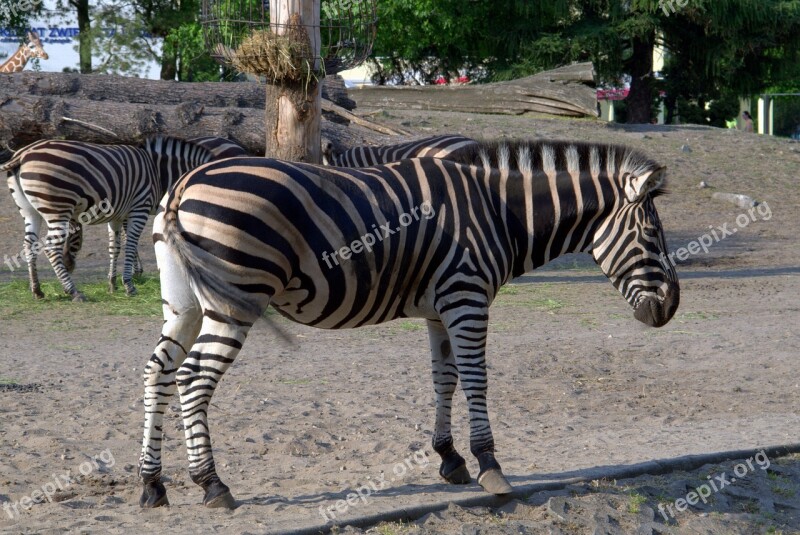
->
[126,287,138,297]
[440,462,471,484]
[139,480,169,508]
[71,292,87,303]
[203,482,236,509]
[477,468,513,495]
[108,278,117,293]
[32,288,45,299]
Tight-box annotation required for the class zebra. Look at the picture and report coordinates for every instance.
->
[322,134,479,167]
[2,136,224,301]
[138,139,680,509]
[189,136,250,159]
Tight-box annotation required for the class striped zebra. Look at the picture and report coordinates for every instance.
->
[138,139,679,509]
[3,136,225,301]
[322,134,479,166]
[189,136,249,159]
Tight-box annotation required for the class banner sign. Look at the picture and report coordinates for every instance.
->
[0,27,152,44]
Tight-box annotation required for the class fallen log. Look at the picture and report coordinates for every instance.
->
[0,71,355,110]
[0,94,387,155]
[349,62,598,118]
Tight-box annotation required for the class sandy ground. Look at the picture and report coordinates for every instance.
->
[1,111,799,534]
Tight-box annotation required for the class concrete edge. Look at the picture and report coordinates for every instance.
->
[270,443,800,535]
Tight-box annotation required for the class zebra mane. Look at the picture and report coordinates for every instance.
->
[447,138,665,194]
[142,136,215,160]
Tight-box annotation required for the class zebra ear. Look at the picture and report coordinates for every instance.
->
[625,166,666,202]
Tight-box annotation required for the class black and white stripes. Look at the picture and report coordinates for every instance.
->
[3,136,230,300]
[138,138,679,509]
[323,134,479,167]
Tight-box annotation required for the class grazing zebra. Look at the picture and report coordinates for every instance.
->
[138,139,679,509]
[3,136,220,301]
[322,134,479,166]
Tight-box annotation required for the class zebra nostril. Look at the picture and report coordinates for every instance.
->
[633,283,679,327]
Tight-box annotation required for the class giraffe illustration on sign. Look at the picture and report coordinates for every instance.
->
[0,32,48,73]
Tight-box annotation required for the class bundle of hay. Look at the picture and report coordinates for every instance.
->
[231,13,317,83]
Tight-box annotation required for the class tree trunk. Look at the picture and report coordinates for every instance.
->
[626,34,655,124]
[264,0,321,162]
[74,0,92,74]
[160,44,178,81]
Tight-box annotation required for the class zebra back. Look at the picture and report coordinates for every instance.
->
[324,134,479,167]
[143,136,217,200]
[188,136,249,159]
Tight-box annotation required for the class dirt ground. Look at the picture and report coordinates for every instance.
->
[1,110,799,534]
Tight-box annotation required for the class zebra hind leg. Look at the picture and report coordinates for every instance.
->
[427,319,471,484]
[139,236,205,508]
[22,215,46,299]
[43,219,85,302]
[177,311,255,508]
[439,305,513,495]
[138,310,202,507]
[63,220,82,273]
[9,171,46,299]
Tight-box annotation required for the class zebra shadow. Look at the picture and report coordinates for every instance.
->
[234,443,799,518]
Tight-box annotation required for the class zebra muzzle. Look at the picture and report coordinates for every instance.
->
[633,283,679,327]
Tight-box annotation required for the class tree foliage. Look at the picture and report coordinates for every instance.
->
[371,0,800,124]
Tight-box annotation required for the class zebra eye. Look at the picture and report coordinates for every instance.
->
[643,225,659,238]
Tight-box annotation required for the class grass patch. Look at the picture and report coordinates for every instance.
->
[397,320,426,331]
[494,283,566,311]
[0,276,163,318]
[0,377,18,385]
[627,491,647,514]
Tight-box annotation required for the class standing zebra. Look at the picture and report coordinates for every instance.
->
[322,134,479,167]
[3,136,219,301]
[138,139,679,509]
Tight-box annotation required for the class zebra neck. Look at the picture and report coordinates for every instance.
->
[502,167,608,278]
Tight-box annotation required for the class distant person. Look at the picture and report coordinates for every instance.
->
[741,111,754,132]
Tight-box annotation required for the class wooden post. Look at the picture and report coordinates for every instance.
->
[265,0,321,162]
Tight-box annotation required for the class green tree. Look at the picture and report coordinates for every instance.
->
[370,0,800,125]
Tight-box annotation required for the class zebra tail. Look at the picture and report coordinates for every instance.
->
[161,193,266,321]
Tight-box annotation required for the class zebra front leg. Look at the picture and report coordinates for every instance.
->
[139,306,202,508]
[107,221,122,292]
[121,213,148,296]
[427,319,471,484]
[439,305,513,495]
[43,220,85,301]
[176,312,254,508]
[122,222,144,278]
